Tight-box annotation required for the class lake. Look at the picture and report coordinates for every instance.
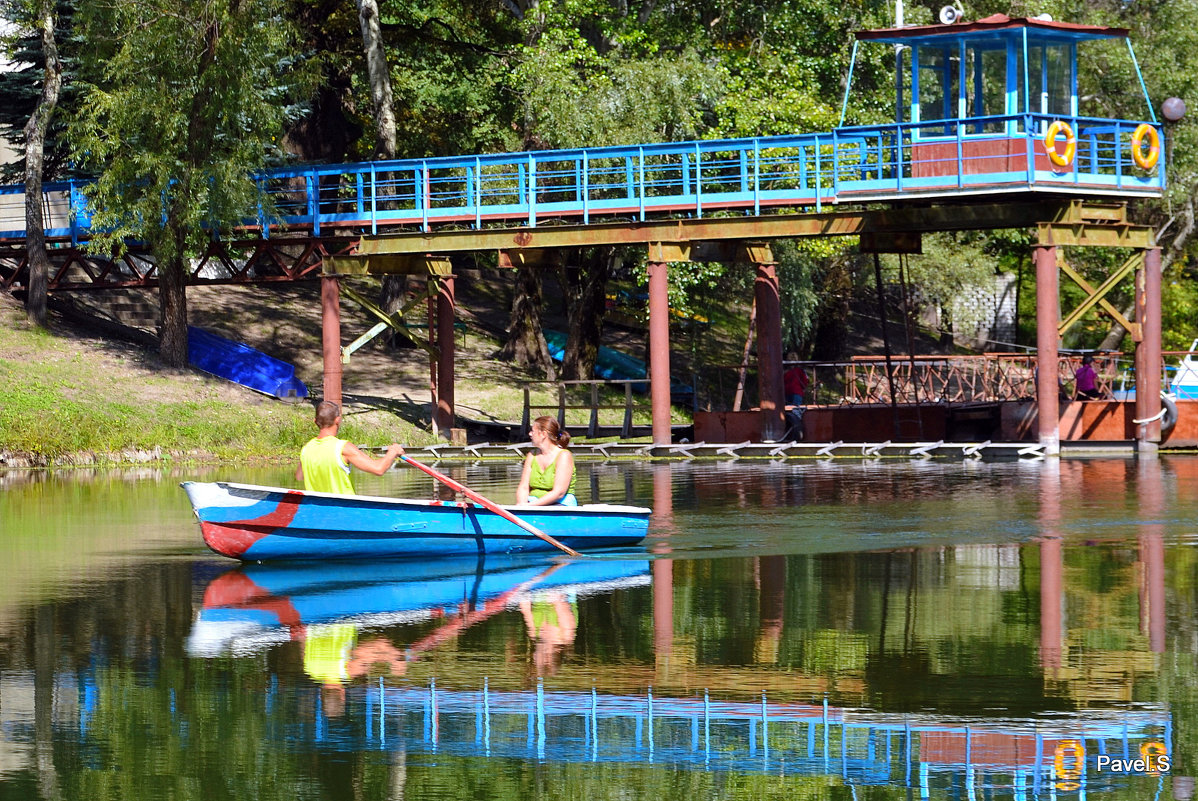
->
[0,456,1194,800]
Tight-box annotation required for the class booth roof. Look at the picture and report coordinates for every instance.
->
[856,13,1129,42]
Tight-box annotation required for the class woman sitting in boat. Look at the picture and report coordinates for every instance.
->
[296,400,405,494]
[516,416,578,506]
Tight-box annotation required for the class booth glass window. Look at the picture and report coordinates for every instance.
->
[964,45,1008,133]
[917,45,957,135]
[1017,42,1072,131]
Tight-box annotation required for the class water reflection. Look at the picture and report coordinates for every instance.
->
[2,457,1197,799]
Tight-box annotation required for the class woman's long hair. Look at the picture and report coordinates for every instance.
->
[533,415,571,448]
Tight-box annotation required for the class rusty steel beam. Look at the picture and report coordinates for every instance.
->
[435,276,456,434]
[1057,251,1142,339]
[1138,247,1163,448]
[1035,222,1154,249]
[321,275,343,405]
[345,201,1106,261]
[754,262,785,441]
[647,261,672,446]
[325,253,453,276]
[1034,244,1060,455]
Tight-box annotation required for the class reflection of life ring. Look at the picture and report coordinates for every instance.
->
[1132,124,1160,170]
[1141,741,1169,774]
[1053,739,1085,792]
[1044,121,1076,167]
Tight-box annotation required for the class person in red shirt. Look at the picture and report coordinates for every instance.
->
[783,352,808,407]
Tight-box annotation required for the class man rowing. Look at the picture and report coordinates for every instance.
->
[296,400,405,494]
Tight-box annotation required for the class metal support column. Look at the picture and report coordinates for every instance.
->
[435,275,457,436]
[1034,245,1059,455]
[755,261,785,441]
[1136,247,1162,451]
[321,274,343,405]
[648,260,672,446]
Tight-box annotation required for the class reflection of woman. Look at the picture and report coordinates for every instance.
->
[516,416,578,506]
[519,592,578,676]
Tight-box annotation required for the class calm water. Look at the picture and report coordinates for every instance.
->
[1,457,1195,800]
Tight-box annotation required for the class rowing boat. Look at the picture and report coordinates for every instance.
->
[181,481,651,561]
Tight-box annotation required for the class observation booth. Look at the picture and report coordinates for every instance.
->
[834,12,1164,200]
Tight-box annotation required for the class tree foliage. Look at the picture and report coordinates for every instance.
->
[68,0,301,365]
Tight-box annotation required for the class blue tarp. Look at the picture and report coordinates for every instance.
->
[187,326,308,399]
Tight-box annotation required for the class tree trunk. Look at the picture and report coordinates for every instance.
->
[23,0,62,328]
[356,0,405,332]
[561,247,613,381]
[357,0,396,160]
[378,273,414,348]
[501,264,555,379]
[159,227,190,368]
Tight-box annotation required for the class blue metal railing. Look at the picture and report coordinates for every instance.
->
[0,113,1163,243]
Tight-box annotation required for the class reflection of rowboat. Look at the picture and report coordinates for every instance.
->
[181,481,650,561]
[187,552,650,657]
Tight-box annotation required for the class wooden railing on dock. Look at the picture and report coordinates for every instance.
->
[521,379,651,439]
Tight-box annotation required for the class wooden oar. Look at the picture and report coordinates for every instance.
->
[399,455,582,557]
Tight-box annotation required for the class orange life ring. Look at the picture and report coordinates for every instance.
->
[1132,124,1160,170]
[1044,121,1076,167]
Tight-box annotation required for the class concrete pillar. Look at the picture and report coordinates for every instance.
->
[754,262,785,441]
[1034,245,1060,455]
[435,275,456,435]
[647,261,672,446]
[1136,247,1163,450]
[320,275,342,405]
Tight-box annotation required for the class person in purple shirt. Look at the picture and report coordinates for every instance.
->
[1074,354,1102,400]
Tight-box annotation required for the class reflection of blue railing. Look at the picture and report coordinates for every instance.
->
[300,680,1172,795]
[0,114,1163,243]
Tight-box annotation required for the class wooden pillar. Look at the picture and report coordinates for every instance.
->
[647,260,672,446]
[755,261,785,441]
[435,275,456,436]
[1136,247,1162,451]
[320,274,342,405]
[1034,245,1059,455]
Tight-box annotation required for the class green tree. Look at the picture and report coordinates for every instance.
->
[68,0,299,366]
[15,0,63,328]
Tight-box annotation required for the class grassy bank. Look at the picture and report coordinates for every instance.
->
[0,295,435,465]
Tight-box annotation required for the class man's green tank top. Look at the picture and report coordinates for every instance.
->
[300,436,355,495]
[528,451,577,499]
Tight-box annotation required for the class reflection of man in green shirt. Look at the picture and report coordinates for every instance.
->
[295,400,406,495]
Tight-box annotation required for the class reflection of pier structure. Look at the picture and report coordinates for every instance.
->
[301,680,1170,796]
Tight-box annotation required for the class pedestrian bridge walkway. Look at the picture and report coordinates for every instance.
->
[0,109,1163,244]
[0,15,1164,246]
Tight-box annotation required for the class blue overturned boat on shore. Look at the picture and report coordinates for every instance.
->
[181,481,651,561]
[187,326,308,399]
